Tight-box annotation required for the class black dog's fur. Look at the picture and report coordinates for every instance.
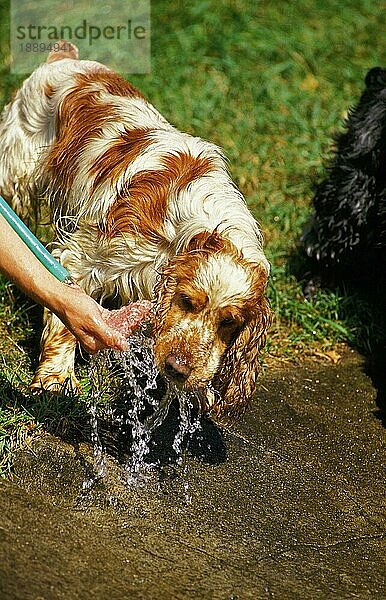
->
[300,69,386,428]
[302,67,386,283]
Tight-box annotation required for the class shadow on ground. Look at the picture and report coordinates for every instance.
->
[1,348,385,599]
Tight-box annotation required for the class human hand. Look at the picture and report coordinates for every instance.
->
[54,283,129,354]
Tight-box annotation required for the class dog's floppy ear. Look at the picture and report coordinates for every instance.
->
[212,293,272,421]
[152,259,178,336]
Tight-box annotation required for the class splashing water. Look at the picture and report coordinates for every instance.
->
[118,332,160,486]
[86,327,204,491]
[172,391,202,505]
[83,352,109,492]
[172,391,201,461]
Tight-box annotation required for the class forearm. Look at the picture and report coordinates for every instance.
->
[0,213,65,311]
[0,213,127,352]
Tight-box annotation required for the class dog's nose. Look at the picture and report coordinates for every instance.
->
[164,354,192,384]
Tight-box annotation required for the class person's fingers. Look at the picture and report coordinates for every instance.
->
[100,329,129,352]
[59,285,130,352]
[81,337,99,354]
[78,321,129,353]
[93,308,130,351]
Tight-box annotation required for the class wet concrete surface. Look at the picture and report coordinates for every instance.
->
[0,348,385,599]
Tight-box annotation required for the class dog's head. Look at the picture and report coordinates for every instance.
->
[152,231,271,418]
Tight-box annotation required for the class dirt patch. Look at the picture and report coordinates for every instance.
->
[1,349,385,599]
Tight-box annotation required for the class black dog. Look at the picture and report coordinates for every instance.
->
[302,67,386,284]
[301,68,386,427]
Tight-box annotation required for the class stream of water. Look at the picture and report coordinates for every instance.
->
[86,329,204,494]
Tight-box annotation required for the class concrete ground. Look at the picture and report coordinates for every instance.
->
[0,348,385,599]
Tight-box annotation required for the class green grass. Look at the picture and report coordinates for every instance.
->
[0,0,385,474]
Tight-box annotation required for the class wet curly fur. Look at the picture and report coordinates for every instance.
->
[302,67,386,282]
[0,43,271,419]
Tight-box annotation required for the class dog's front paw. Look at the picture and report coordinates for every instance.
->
[30,370,81,395]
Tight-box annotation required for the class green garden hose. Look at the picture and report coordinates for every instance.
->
[0,195,71,283]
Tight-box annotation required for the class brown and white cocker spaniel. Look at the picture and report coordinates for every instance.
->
[0,43,271,418]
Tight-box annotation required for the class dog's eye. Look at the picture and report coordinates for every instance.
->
[220,317,236,328]
[179,295,194,312]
